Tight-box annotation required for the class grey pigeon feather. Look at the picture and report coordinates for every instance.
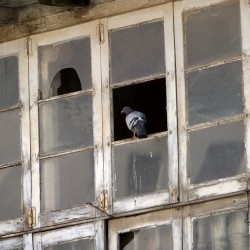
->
[121,106,147,139]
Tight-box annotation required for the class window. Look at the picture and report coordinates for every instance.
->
[175,0,248,201]
[101,4,178,214]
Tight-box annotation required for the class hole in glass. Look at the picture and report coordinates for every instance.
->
[113,78,167,141]
[50,68,82,97]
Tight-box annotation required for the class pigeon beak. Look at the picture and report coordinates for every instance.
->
[120,110,124,114]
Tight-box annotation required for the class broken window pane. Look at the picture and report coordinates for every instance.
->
[0,109,21,165]
[39,37,92,99]
[193,210,249,250]
[189,121,245,184]
[43,239,94,250]
[0,166,22,221]
[184,2,241,67]
[41,150,95,212]
[110,20,165,84]
[119,224,172,250]
[39,93,93,156]
[0,56,19,109]
[187,61,243,125]
[113,136,168,198]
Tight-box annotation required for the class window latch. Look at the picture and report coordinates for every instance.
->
[25,37,32,57]
[26,207,36,229]
[97,24,105,45]
[99,190,108,211]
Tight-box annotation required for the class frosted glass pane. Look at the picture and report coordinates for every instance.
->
[187,61,243,125]
[193,210,249,250]
[44,239,95,250]
[113,136,168,198]
[184,2,241,67]
[39,37,92,99]
[0,56,19,109]
[41,150,95,212]
[39,93,93,156]
[0,109,21,165]
[189,121,245,184]
[110,20,165,84]
[0,166,22,221]
[119,224,172,250]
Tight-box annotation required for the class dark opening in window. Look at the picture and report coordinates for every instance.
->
[113,78,167,141]
[50,68,82,97]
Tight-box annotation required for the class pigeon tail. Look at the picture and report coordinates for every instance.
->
[133,120,147,139]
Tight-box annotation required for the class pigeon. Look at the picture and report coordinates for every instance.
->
[121,106,147,139]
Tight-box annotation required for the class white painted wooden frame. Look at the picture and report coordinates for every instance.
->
[0,39,31,236]
[101,3,178,215]
[109,208,182,250]
[183,195,248,250]
[175,0,248,202]
[29,21,104,228]
[0,234,32,250]
[33,221,105,250]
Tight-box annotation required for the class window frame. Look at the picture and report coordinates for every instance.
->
[29,20,105,228]
[33,221,105,250]
[175,0,250,202]
[109,208,182,249]
[0,234,32,250]
[0,39,31,236]
[101,3,178,215]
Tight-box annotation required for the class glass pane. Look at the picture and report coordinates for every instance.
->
[0,56,19,109]
[187,61,243,125]
[110,20,165,84]
[39,37,92,99]
[44,239,95,250]
[119,224,172,250]
[0,166,22,221]
[113,136,168,198]
[0,109,21,165]
[193,210,249,250]
[184,2,241,67]
[189,121,245,184]
[41,150,95,211]
[39,93,93,156]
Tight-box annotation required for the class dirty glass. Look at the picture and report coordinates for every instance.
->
[41,150,95,211]
[113,136,168,198]
[39,93,93,156]
[110,20,165,84]
[0,109,21,165]
[189,121,245,184]
[187,61,243,125]
[0,166,22,221]
[39,37,92,99]
[0,56,19,109]
[193,210,249,250]
[43,239,95,250]
[184,2,241,67]
[119,224,172,250]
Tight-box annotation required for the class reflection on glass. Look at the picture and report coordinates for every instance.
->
[0,56,19,109]
[187,61,243,125]
[39,93,93,156]
[113,136,168,198]
[0,109,21,165]
[119,224,172,250]
[184,2,241,67]
[193,210,249,250]
[39,37,92,99]
[110,20,165,84]
[189,121,245,184]
[0,166,22,221]
[43,239,95,250]
[41,150,95,212]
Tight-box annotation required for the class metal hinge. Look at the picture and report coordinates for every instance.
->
[26,207,36,228]
[97,24,105,44]
[25,37,32,57]
[99,190,108,211]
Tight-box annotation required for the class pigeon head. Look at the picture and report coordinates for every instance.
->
[121,106,133,116]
